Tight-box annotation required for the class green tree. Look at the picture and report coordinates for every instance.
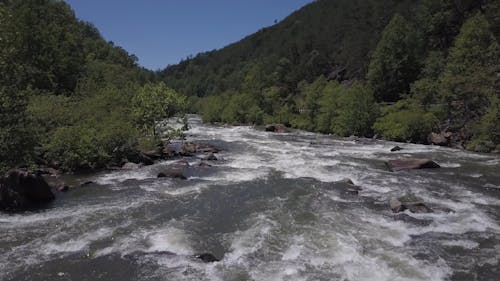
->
[367,14,420,102]
[440,13,500,131]
[332,82,378,137]
[133,82,186,136]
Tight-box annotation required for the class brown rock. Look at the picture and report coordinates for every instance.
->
[157,160,190,180]
[0,170,55,211]
[386,159,440,172]
[265,124,288,133]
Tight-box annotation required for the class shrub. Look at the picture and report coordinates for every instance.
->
[373,101,438,143]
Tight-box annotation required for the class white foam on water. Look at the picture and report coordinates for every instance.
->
[440,162,462,168]
[42,227,114,255]
[442,239,479,249]
[146,227,193,255]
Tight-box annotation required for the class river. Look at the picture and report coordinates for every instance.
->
[1,116,499,281]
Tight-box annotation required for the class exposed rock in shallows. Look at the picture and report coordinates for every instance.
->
[386,159,440,172]
[0,170,55,211]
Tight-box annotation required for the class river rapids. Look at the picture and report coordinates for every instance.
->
[1,116,499,281]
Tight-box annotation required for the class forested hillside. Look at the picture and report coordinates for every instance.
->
[161,0,500,152]
[0,0,185,172]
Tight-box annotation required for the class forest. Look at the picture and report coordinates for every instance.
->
[1,0,499,173]
[162,0,500,153]
[0,0,185,172]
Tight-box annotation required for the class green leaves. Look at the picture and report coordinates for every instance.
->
[367,14,420,102]
[132,82,187,135]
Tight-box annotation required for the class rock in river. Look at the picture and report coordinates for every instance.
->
[390,197,433,214]
[386,159,440,172]
[390,146,403,152]
[265,124,288,133]
[157,160,190,180]
[0,170,55,211]
[182,142,221,155]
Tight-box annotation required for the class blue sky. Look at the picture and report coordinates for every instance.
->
[65,0,314,70]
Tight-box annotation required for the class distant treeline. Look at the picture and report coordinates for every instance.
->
[162,0,500,152]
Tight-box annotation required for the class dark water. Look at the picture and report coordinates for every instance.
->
[1,116,499,281]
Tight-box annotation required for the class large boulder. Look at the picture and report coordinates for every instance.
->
[157,160,190,180]
[265,124,288,133]
[386,159,440,172]
[0,170,55,211]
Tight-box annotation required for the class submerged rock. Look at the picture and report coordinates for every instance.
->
[390,197,433,214]
[393,214,433,226]
[196,162,212,168]
[386,159,440,172]
[0,170,55,211]
[204,153,218,161]
[265,124,288,133]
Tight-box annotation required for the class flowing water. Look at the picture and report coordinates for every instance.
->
[1,116,500,281]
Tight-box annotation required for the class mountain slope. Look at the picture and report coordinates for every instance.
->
[161,0,417,97]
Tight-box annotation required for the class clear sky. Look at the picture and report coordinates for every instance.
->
[65,0,314,70]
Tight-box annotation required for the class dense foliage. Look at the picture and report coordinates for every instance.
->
[0,0,185,172]
[163,0,500,152]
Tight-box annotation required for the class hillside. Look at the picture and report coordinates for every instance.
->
[161,0,500,152]
[0,0,185,171]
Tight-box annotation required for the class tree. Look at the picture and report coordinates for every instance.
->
[332,82,378,137]
[367,14,420,102]
[132,82,187,136]
[440,13,500,131]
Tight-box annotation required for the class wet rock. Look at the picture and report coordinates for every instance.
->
[122,162,141,170]
[157,160,189,180]
[386,159,440,172]
[128,152,154,166]
[204,153,218,161]
[390,146,403,152]
[390,197,432,214]
[393,214,433,226]
[52,182,70,192]
[142,150,163,160]
[80,181,94,187]
[265,124,288,133]
[333,178,361,195]
[182,142,221,155]
[196,162,212,168]
[195,253,220,263]
[0,170,55,211]
[338,178,355,185]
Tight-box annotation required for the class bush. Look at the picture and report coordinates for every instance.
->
[44,126,108,171]
[373,101,438,143]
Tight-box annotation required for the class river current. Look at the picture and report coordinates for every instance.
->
[1,116,499,281]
